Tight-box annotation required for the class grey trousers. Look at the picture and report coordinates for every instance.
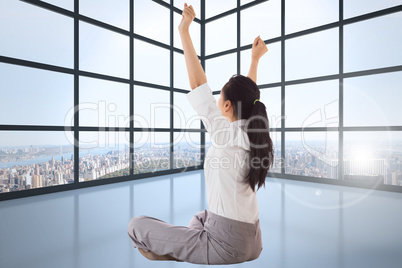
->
[127,209,263,265]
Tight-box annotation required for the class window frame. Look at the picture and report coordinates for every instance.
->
[1,0,402,201]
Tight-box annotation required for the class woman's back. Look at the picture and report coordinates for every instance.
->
[187,84,259,224]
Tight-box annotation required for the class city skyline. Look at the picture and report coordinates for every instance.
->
[1,138,401,193]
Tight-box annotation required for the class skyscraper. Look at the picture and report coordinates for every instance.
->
[35,164,40,176]
[32,175,42,188]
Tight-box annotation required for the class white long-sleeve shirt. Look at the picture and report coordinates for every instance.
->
[186,82,259,224]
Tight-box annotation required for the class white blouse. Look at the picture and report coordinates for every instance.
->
[186,82,259,224]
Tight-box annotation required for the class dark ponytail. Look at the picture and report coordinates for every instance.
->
[222,74,274,192]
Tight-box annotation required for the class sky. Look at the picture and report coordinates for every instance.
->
[0,0,401,148]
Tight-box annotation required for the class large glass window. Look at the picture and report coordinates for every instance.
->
[2,0,402,198]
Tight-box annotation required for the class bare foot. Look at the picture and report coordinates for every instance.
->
[138,248,183,262]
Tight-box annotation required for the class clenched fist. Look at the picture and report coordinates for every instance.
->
[178,3,196,34]
[251,36,268,61]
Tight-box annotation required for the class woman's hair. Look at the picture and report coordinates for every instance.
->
[221,74,274,192]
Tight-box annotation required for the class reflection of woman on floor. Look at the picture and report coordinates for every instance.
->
[127,3,274,265]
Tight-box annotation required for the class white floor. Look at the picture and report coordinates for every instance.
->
[1,170,401,268]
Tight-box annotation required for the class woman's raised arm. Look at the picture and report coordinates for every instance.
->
[178,3,207,90]
[247,36,268,84]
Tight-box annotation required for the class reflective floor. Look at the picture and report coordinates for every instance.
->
[1,170,401,268]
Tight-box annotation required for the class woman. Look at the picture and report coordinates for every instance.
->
[127,3,274,265]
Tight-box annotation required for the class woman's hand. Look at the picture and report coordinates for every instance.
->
[251,36,268,61]
[178,3,196,35]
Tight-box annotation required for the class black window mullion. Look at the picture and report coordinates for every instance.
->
[170,0,174,170]
[169,0,175,218]
[281,0,285,175]
[205,0,268,24]
[338,0,344,181]
[130,0,134,176]
[73,0,79,185]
